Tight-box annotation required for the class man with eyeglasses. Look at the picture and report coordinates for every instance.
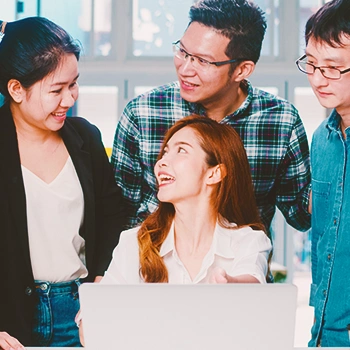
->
[296,0,350,347]
[112,0,311,241]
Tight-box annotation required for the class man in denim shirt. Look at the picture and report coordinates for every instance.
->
[296,0,350,346]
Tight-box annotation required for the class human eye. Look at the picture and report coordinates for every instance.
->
[70,81,78,89]
[51,88,62,94]
[178,47,188,57]
[323,66,340,78]
[161,147,168,158]
[178,146,186,153]
[195,56,210,66]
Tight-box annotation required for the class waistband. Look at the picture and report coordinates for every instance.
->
[34,278,81,294]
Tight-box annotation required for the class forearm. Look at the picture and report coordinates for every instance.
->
[226,274,260,284]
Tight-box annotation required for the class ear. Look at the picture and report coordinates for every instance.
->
[206,164,227,185]
[232,60,255,82]
[7,79,25,103]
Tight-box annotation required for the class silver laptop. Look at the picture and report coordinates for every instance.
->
[79,283,297,350]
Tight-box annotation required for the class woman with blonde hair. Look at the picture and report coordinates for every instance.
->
[102,115,271,284]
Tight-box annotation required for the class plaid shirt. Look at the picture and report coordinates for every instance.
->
[112,80,311,231]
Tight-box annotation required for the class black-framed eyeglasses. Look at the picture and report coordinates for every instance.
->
[296,54,350,80]
[172,40,246,71]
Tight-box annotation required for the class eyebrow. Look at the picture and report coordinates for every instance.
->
[305,51,343,65]
[50,73,80,87]
[165,141,194,149]
[179,40,217,61]
[174,141,193,148]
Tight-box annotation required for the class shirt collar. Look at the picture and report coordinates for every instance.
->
[326,109,341,132]
[159,220,237,259]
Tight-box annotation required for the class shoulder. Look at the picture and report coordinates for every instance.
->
[123,81,182,113]
[312,117,330,140]
[113,226,140,262]
[118,226,140,246]
[251,85,300,123]
[218,225,271,251]
[63,117,101,141]
[64,116,99,135]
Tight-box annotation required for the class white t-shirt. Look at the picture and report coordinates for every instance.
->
[102,221,272,284]
[22,157,87,282]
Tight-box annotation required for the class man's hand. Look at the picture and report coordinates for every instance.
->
[0,332,25,350]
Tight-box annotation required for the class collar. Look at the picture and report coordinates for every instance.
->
[326,109,341,132]
[159,221,237,259]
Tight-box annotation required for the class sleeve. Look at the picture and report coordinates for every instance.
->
[87,122,127,276]
[100,228,141,284]
[229,230,272,284]
[275,113,311,232]
[111,103,150,228]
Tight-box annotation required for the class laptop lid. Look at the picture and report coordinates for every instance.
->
[79,283,297,350]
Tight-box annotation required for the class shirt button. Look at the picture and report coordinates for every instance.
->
[327,254,331,260]
[40,284,48,291]
[334,219,337,225]
[25,287,32,296]
[323,290,327,297]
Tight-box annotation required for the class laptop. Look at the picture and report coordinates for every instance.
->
[79,283,297,350]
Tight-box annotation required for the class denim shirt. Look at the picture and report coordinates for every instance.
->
[309,109,350,347]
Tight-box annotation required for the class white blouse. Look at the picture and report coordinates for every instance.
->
[102,222,272,284]
[22,157,87,282]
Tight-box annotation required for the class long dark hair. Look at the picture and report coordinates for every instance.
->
[138,115,266,282]
[0,17,81,103]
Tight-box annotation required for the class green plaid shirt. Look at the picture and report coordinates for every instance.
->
[112,80,311,231]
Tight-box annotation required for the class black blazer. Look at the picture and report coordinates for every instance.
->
[0,104,125,345]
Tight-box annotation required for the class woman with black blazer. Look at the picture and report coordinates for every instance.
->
[0,17,125,348]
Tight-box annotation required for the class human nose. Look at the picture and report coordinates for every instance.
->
[309,68,329,87]
[60,90,77,108]
[176,55,196,75]
[157,156,169,167]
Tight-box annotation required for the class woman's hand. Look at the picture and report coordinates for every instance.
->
[209,267,260,284]
[75,310,85,347]
[78,321,85,347]
[0,332,25,350]
[209,267,229,283]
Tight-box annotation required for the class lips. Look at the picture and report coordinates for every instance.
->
[180,79,199,90]
[158,172,175,186]
[316,90,332,97]
[52,112,67,121]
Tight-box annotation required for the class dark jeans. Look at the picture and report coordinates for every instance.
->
[32,278,82,347]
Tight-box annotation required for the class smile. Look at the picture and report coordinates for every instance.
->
[158,173,175,186]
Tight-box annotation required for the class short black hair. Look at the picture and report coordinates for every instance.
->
[305,0,350,47]
[189,0,266,63]
[0,17,81,102]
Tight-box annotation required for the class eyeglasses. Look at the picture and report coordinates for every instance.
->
[296,54,350,80]
[172,40,245,71]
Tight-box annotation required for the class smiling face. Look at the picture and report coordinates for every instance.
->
[174,22,240,110]
[306,35,350,116]
[154,126,215,205]
[11,53,79,132]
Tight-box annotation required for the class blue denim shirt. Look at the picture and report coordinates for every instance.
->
[309,110,350,347]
